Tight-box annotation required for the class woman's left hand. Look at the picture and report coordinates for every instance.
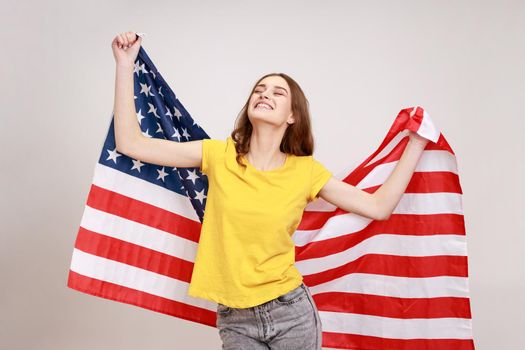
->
[408,131,429,148]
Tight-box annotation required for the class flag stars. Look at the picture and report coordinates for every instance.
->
[136,109,145,125]
[184,169,200,185]
[142,128,152,138]
[193,188,207,205]
[156,122,163,134]
[106,147,122,164]
[133,61,141,75]
[139,82,155,97]
[134,61,147,76]
[156,167,169,182]
[147,102,160,118]
[131,159,145,172]
[181,127,190,140]
[171,128,181,141]
[158,86,164,98]
[173,107,182,121]
[164,106,172,117]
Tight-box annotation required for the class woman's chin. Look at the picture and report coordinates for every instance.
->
[248,113,281,126]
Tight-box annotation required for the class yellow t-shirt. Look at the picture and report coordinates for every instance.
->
[187,136,332,308]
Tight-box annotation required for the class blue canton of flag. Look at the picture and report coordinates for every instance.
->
[103,46,210,221]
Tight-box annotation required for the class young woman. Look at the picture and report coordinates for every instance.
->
[112,31,429,350]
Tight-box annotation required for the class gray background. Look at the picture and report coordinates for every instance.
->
[1,0,524,349]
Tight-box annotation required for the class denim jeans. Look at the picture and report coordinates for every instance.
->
[216,282,323,349]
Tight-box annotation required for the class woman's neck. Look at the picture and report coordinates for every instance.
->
[246,129,286,171]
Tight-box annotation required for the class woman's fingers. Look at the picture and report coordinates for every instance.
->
[118,31,136,49]
[117,33,125,48]
[118,33,128,48]
[114,31,142,50]
[125,31,136,46]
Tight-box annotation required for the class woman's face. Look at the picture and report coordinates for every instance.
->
[247,75,295,128]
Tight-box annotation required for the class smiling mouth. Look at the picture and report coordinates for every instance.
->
[254,102,273,110]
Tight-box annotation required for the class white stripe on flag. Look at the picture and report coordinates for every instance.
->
[359,150,458,189]
[296,233,467,273]
[92,163,199,221]
[307,274,471,299]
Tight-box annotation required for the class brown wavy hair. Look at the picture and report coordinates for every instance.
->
[230,73,316,169]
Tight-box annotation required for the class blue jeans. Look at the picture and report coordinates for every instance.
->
[216,282,323,349]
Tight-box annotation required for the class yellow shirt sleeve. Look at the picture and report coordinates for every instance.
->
[200,139,210,174]
[308,157,332,202]
[200,138,225,175]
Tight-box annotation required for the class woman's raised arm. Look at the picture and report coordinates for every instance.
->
[319,131,429,220]
[110,31,202,169]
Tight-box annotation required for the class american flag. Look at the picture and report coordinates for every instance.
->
[67,46,475,349]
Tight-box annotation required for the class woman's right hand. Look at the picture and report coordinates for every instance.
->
[111,31,143,68]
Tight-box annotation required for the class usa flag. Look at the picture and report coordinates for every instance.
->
[67,46,475,349]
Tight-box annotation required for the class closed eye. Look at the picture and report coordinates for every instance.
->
[253,89,285,96]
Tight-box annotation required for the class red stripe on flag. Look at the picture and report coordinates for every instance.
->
[297,213,466,260]
[87,184,202,243]
[74,227,194,282]
[313,292,472,319]
[303,254,469,282]
[67,270,216,327]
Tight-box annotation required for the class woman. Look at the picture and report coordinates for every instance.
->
[111,31,429,350]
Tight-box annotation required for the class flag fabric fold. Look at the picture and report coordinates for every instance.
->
[67,46,475,349]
